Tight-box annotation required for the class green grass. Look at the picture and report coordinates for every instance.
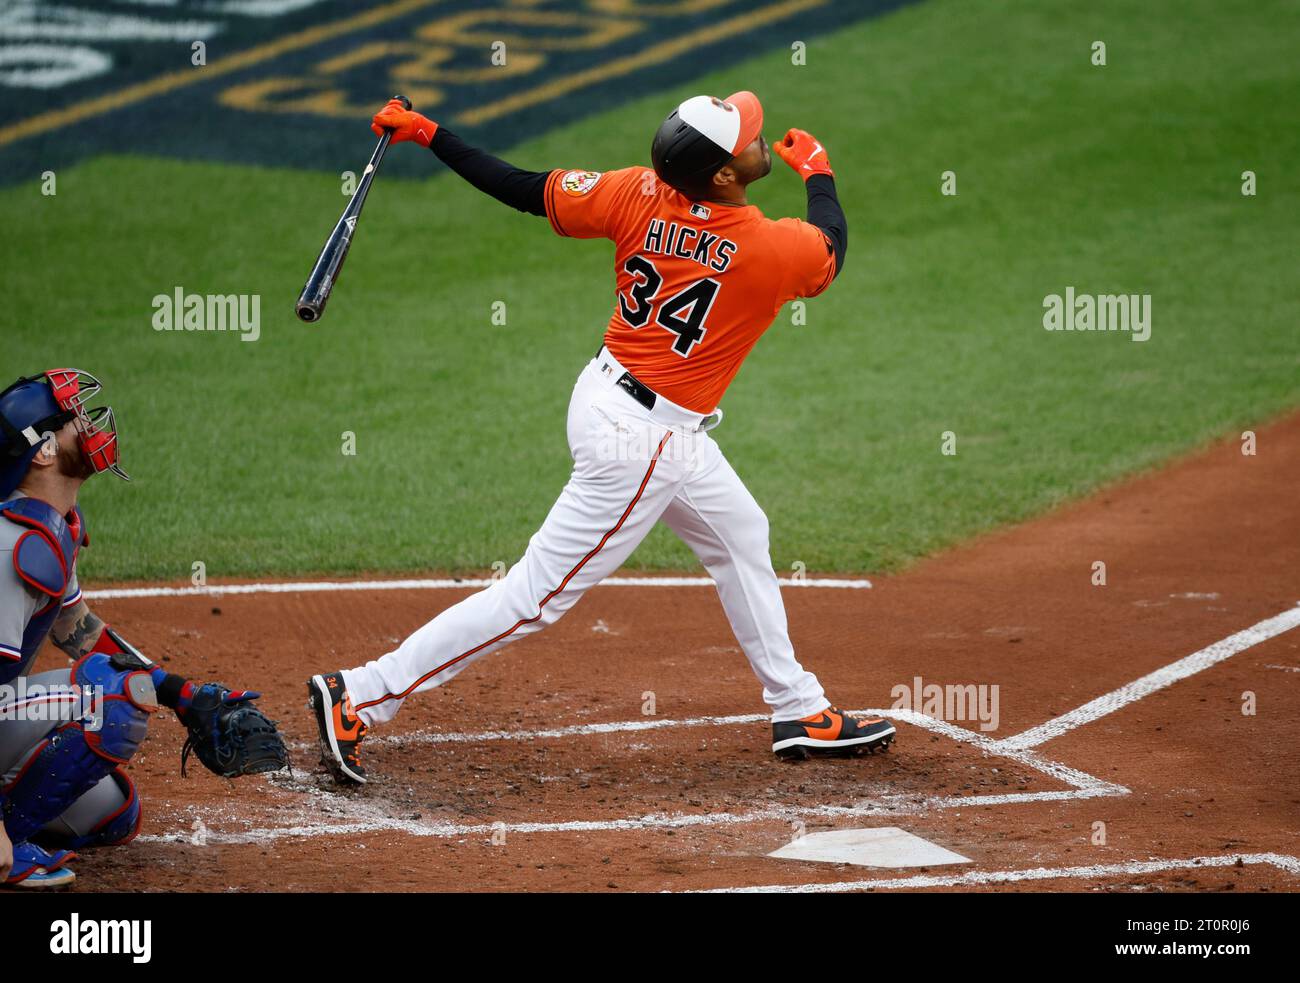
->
[2,0,1297,581]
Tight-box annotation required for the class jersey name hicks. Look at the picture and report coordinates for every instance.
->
[641,219,738,273]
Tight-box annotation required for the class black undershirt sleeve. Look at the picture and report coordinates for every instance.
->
[805,173,847,278]
[428,127,549,217]
[427,127,846,274]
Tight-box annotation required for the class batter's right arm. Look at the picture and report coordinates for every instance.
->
[805,175,846,277]
[776,129,847,278]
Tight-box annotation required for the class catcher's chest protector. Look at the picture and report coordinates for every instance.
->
[1,496,87,681]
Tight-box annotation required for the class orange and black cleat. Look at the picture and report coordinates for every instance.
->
[307,672,369,784]
[771,706,895,760]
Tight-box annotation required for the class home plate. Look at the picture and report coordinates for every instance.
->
[768,828,972,868]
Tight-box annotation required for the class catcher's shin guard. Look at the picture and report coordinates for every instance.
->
[38,766,142,849]
[2,655,154,843]
[4,722,117,843]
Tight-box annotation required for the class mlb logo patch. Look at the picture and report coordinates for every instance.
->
[689,202,711,220]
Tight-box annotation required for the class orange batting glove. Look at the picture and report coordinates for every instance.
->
[371,99,438,148]
[774,128,833,180]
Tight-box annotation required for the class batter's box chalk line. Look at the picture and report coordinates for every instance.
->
[692,853,1300,893]
[995,602,1300,752]
[84,575,871,601]
[135,602,1299,850]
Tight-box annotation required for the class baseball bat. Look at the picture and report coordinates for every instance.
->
[295,94,411,323]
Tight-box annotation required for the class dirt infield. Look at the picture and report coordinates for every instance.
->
[32,412,1300,892]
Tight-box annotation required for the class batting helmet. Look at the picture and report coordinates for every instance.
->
[651,91,763,200]
[0,369,128,498]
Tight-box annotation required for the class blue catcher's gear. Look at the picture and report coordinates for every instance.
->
[0,369,127,499]
[1,495,87,683]
[3,841,77,889]
[72,651,158,761]
[38,766,141,849]
[0,376,68,499]
[1,654,155,843]
[179,683,289,778]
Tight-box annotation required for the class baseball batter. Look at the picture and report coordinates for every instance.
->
[309,92,895,784]
[0,370,286,888]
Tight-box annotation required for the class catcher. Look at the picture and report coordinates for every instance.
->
[0,369,287,889]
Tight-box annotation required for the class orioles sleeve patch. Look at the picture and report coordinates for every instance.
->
[560,170,601,196]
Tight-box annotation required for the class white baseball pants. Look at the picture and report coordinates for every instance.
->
[343,349,828,726]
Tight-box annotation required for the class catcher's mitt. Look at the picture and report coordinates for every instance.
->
[180,684,289,778]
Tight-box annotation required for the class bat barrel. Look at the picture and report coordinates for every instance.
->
[296,268,329,321]
[295,219,354,322]
[295,95,410,324]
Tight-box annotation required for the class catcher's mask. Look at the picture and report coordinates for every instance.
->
[0,368,129,497]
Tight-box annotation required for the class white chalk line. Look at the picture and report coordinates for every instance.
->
[997,602,1300,752]
[84,575,871,601]
[138,707,1125,847]
[695,853,1300,893]
[137,783,1117,847]
[373,711,772,746]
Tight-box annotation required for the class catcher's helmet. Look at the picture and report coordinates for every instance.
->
[0,369,128,498]
[651,91,763,200]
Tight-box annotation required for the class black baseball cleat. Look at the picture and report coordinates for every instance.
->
[307,672,369,785]
[772,707,896,760]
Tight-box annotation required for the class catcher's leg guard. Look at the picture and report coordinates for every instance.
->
[71,652,157,762]
[1,656,153,844]
[39,766,141,849]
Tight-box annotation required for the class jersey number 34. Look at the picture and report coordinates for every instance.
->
[617,255,721,357]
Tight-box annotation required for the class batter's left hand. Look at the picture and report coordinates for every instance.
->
[775,128,833,180]
[371,99,439,147]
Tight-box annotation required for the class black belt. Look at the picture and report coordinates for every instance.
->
[616,372,656,411]
[596,346,657,410]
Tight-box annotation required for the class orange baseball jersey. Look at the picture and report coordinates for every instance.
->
[543,165,836,414]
